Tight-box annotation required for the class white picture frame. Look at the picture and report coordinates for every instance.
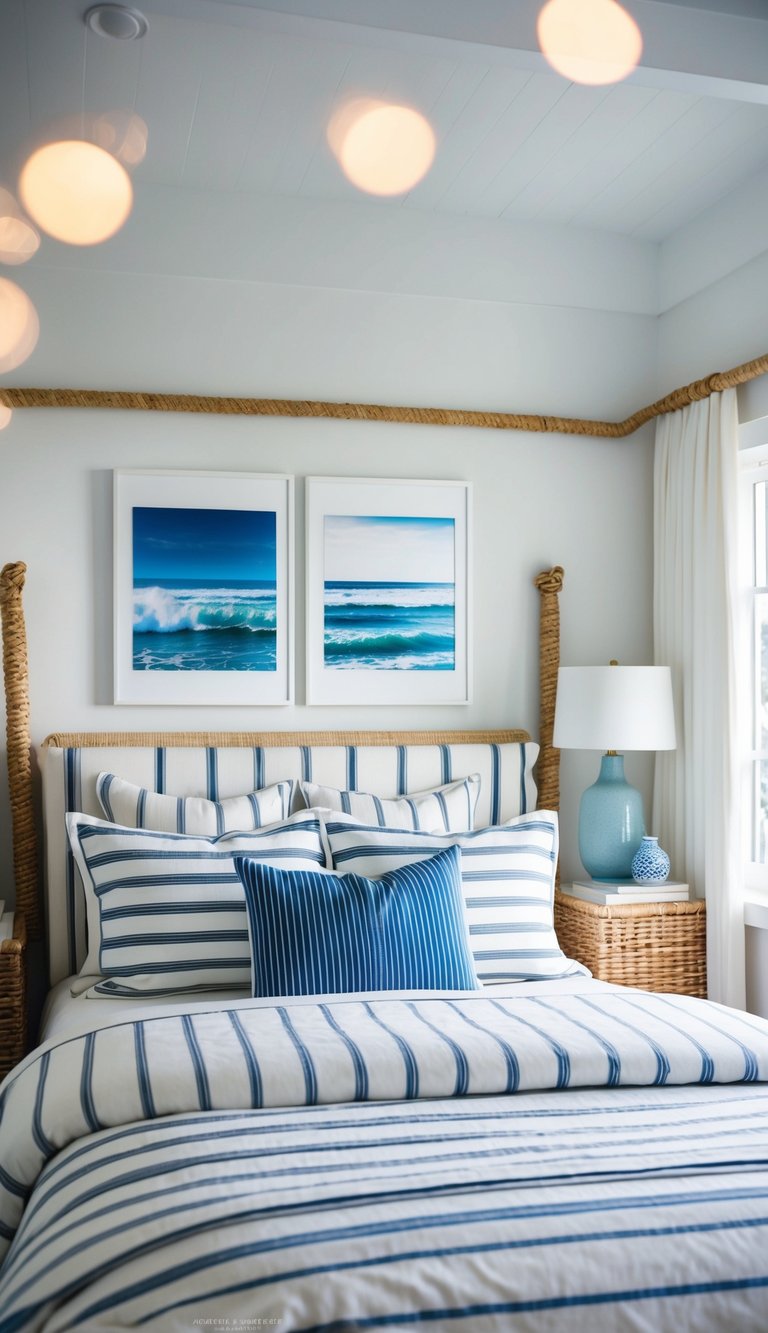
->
[114,470,293,705]
[306,476,471,705]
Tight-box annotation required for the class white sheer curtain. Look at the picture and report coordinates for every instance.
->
[653,388,743,1008]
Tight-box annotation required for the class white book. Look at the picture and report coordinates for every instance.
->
[564,883,690,906]
[573,879,689,896]
[0,912,14,942]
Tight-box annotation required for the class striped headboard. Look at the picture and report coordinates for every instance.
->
[41,730,537,985]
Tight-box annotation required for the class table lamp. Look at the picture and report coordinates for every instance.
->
[552,662,676,881]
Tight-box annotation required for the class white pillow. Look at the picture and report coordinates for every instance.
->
[97,771,295,836]
[67,809,328,994]
[324,811,584,984]
[299,774,480,833]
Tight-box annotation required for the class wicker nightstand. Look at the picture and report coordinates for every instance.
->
[555,890,707,997]
[0,912,27,1080]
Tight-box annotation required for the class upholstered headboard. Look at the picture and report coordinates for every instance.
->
[41,732,537,984]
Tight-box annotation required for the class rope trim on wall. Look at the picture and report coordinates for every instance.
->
[0,353,765,438]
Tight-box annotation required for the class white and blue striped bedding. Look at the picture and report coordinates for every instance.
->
[2,980,768,1330]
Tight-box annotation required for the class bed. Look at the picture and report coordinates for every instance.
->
[1,566,768,1332]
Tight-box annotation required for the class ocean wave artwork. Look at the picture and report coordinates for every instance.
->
[323,514,456,672]
[133,580,277,671]
[132,506,278,672]
[324,581,455,670]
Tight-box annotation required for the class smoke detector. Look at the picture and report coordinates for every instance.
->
[84,5,148,40]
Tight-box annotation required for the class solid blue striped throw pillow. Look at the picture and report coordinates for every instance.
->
[235,843,480,997]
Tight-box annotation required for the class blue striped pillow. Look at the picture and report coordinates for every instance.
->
[299,774,480,832]
[97,772,295,836]
[67,810,328,994]
[325,813,585,984]
[235,844,480,997]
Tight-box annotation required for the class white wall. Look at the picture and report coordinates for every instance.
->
[657,166,768,391]
[0,244,658,908]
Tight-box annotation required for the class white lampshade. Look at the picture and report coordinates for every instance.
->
[553,665,676,752]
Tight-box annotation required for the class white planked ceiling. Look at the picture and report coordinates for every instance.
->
[1,0,768,243]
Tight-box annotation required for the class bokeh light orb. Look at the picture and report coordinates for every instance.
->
[0,278,39,373]
[0,188,39,265]
[93,110,148,166]
[0,404,12,431]
[328,99,436,196]
[19,140,133,245]
[537,0,642,86]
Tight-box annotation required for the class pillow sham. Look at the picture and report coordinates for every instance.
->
[96,771,295,836]
[299,774,480,832]
[235,843,479,997]
[325,812,583,984]
[66,809,327,995]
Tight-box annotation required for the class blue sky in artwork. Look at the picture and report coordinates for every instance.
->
[133,506,277,581]
[324,514,455,584]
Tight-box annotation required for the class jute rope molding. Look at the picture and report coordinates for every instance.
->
[0,352,765,437]
[0,560,564,942]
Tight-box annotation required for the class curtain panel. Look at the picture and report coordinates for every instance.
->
[653,388,743,1009]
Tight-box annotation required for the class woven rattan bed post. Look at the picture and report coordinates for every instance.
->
[0,562,41,939]
[534,566,564,814]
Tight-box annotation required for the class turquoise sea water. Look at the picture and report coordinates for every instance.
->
[132,578,277,672]
[324,581,455,671]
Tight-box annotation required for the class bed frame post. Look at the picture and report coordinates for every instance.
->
[0,562,41,940]
[534,566,564,814]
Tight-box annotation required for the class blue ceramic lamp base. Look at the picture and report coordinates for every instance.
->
[579,753,644,881]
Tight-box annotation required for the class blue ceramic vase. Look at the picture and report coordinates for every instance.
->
[631,835,671,885]
[579,753,645,881]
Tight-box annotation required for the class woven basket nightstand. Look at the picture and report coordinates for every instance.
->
[555,890,707,997]
[0,913,27,1080]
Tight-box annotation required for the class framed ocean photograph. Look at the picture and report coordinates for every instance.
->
[306,477,471,705]
[114,471,293,705]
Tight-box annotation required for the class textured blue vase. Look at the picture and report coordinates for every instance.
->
[579,753,645,881]
[631,835,671,885]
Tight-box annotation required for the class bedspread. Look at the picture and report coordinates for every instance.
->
[2,981,768,1331]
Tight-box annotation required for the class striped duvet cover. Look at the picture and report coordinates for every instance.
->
[2,978,768,1331]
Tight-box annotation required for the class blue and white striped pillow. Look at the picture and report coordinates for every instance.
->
[67,809,328,995]
[97,771,295,836]
[299,774,480,832]
[236,843,479,997]
[325,812,583,984]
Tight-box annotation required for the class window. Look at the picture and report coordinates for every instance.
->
[742,438,768,891]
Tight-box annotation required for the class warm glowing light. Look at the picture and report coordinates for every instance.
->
[93,110,148,166]
[328,99,436,196]
[0,216,40,264]
[0,188,39,265]
[0,404,12,431]
[0,278,39,373]
[537,0,643,86]
[19,140,133,245]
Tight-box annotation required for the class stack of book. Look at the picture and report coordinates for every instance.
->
[563,879,690,906]
[0,901,14,942]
